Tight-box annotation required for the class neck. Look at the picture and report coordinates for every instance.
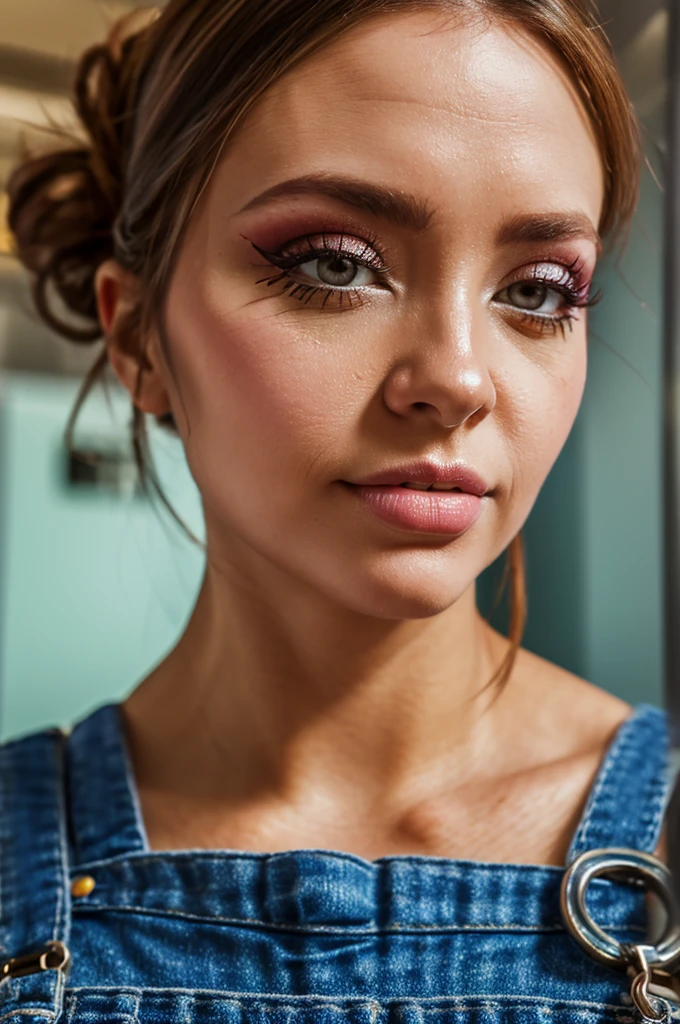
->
[123,547,513,822]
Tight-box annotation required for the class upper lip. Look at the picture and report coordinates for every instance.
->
[347,461,490,496]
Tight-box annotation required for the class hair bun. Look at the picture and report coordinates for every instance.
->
[6,17,146,342]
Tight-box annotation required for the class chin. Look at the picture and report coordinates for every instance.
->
[316,563,477,620]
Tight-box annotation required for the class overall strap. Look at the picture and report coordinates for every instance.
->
[566,703,670,865]
[67,703,148,866]
[0,727,72,1022]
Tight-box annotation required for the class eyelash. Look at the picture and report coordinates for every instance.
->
[246,234,602,335]
[247,230,389,310]
[507,256,602,338]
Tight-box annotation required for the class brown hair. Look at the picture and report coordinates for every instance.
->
[5,0,640,694]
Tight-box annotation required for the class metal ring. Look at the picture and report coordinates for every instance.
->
[41,941,70,972]
[560,848,680,970]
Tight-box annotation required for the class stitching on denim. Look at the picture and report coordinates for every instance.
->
[66,849,568,874]
[65,992,78,1024]
[414,1011,626,1021]
[70,901,646,935]
[68,714,97,865]
[255,1000,384,1016]
[73,899,564,929]
[0,1012,55,1024]
[63,987,631,1013]
[570,708,639,857]
[53,731,71,1023]
[0,733,71,1024]
[569,707,670,859]
[64,989,137,1024]
[638,735,671,852]
[127,989,141,1024]
[613,708,667,854]
[68,706,147,865]
[110,707,152,856]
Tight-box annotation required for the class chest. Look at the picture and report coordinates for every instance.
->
[136,749,603,867]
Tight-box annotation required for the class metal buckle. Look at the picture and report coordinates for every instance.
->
[561,848,680,970]
[561,849,680,1021]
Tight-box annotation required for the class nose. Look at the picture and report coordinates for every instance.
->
[382,299,497,431]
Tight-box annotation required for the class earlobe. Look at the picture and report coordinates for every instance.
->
[95,260,173,418]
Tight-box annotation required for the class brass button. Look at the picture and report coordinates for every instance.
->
[71,875,96,898]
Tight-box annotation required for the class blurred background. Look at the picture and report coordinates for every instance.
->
[0,0,668,741]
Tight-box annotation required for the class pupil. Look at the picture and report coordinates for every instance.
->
[510,282,547,310]
[318,256,356,287]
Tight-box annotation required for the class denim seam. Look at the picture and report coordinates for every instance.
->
[52,731,71,1023]
[638,757,671,853]
[0,1011,55,1024]
[68,708,145,865]
[66,851,566,874]
[626,710,668,853]
[113,708,151,856]
[70,902,647,935]
[574,707,669,859]
[63,986,631,1013]
[64,988,138,1024]
[66,992,78,1024]
[571,711,638,855]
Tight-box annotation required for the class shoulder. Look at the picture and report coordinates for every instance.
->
[515,643,635,736]
[503,642,668,861]
[489,631,666,794]
[485,626,638,752]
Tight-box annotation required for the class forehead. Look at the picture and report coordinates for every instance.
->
[218,9,604,231]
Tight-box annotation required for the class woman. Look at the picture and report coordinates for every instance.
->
[1,0,671,1020]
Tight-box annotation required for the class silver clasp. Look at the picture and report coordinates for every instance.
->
[622,943,673,1021]
[561,849,680,1022]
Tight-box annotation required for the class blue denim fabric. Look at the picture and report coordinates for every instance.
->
[0,702,672,1024]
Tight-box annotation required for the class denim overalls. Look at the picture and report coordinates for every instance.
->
[0,700,674,1024]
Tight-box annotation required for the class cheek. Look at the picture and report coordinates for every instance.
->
[504,339,587,489]
[162,273,357,488]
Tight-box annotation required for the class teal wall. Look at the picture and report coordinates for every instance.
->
[0,373,205,740]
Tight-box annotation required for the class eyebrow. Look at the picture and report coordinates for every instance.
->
[237,173,434,233]
[237,173,601,254]
[497,212,602,256]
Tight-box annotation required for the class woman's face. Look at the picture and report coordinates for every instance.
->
[158,9,604,619]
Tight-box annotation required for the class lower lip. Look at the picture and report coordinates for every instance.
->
[343,484,484,535]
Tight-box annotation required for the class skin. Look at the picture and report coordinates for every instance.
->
[96,10,655,866]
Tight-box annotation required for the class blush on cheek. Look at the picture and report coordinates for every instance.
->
[165,269,345,503]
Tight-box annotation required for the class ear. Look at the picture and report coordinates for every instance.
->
[94,259,172,417]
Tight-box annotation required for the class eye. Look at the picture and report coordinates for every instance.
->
[293,253,376,289]
[246,232,391,309]
[491,259,599,335]
[495,281,565,317]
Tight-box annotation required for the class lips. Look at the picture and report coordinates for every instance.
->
[348,461,489,496]
[344,482,485,535]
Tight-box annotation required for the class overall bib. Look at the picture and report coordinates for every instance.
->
[0,701,674,1024]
